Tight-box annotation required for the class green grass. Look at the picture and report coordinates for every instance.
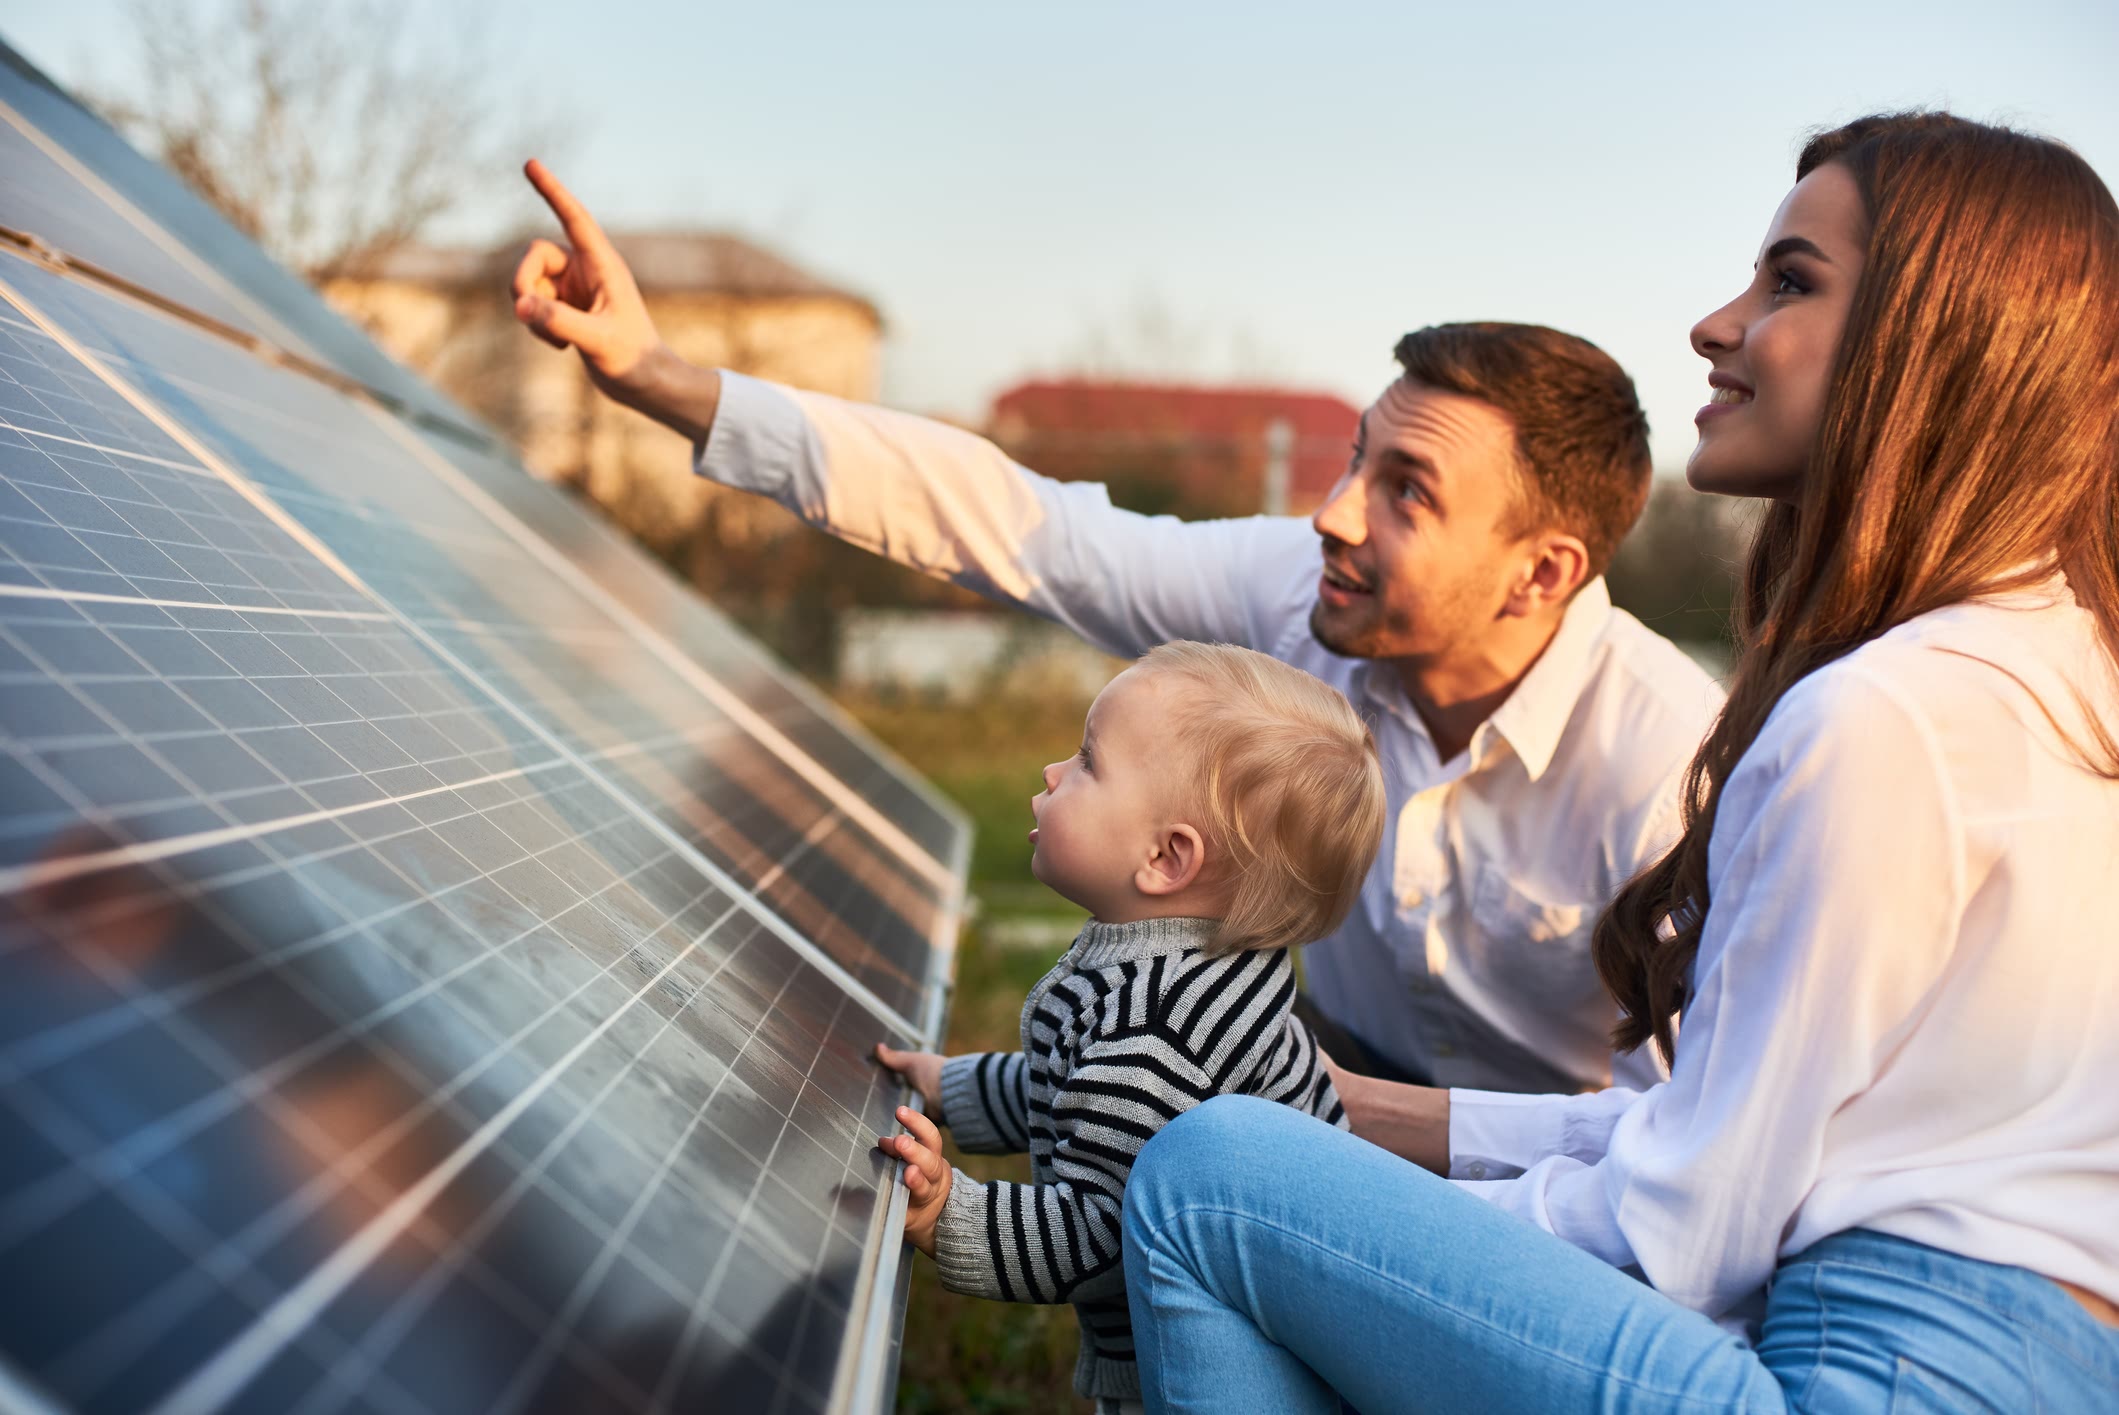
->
[843,691,1101,1414]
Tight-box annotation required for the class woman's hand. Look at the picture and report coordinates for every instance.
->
[1321,1047,1452,1174]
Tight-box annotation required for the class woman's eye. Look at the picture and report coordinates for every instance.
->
[1772,266,1809,297]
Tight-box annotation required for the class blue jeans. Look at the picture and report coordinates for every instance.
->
[1122,1096,2119,1413]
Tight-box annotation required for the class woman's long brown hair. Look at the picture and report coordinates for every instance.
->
[1593,112,2119,1064]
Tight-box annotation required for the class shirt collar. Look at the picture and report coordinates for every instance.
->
[1477,576,1613,783]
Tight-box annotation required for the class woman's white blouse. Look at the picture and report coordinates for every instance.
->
[1446,580,2119,1329]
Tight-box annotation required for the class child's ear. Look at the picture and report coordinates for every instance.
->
[1136,823,1207,897]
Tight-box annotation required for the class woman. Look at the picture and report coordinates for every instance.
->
[1119,112,2119,1412]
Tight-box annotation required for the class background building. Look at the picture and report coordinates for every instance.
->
[324,229,882,555]
[990,380,1360,518]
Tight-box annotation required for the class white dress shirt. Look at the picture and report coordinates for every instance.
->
[1448,579,2119,1327]
[698,372,1725,1092]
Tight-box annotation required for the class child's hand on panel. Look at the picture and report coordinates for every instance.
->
[878,1106,951,1256]
[874,1042,946,1119]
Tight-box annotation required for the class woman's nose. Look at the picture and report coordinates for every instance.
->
[1690,297,1745,359]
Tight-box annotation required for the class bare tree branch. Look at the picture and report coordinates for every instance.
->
[83,0,576,284]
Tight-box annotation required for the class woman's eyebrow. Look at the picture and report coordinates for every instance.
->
[1762,235,1832,265]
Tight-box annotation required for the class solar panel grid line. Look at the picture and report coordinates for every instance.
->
[0,268,946,1024]
[0,698,771,923]
[661,607,970,864]
[358,401,963,897]
[469,924,866,1415]
[0,758,898,1389]
[8,800,915,1406]
[0,508,928,1406]
[139,867,812,1415]
[0,412,211,476]
[0,98,318,372]
[0,795,681,1252]
[0,583,393,622]
[4,766,821,1410]
[1,1002,474,1415]
[0,374,917,1411]
[251,416,961,874]
[6,866,738,1415]
[227,907,862,1415]
[638,989,853,1415]
[0,628,577,899]
[0,265,929,1044]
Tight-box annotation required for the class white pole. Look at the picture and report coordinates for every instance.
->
[1263,416,1293,516]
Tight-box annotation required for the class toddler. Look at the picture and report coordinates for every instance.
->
[875,640,1387,1413]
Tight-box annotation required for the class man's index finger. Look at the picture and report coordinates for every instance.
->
[523,159,609,254]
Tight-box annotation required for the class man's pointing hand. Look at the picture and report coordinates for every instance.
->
[511,159,666,403]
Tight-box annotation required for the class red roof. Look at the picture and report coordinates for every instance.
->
[988,379,1361,513]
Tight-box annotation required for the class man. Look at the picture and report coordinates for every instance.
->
[510,159,1723,1094]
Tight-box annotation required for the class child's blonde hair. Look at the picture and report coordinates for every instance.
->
[1136,641,1386,956]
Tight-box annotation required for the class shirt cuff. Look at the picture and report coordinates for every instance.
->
[692,369,808,497]
[1446,1085,1642,1180]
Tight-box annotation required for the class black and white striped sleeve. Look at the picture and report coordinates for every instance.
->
[937,1051,1033,1154]
[930,1032,1218,1305]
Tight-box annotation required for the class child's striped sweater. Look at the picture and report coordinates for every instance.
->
[933,915,1347,1403]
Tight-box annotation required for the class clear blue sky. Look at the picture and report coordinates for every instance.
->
[12,1,2119,471]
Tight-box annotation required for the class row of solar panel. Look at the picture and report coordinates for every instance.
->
[0,37,965,1415]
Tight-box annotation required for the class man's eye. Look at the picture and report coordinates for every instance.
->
[1396,478,1423,504]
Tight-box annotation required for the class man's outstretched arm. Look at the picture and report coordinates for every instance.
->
[509,160,1316,658]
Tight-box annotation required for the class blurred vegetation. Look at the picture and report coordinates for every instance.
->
[843,690,1100,1415]
[1605,481,1753,655]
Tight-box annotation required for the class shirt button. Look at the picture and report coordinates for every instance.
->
[1467,1162,1488,1180]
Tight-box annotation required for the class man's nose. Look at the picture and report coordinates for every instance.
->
[1312,470,1366,546]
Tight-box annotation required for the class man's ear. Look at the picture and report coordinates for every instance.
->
[1135,823,1207,897]
[1504,531,1590,618]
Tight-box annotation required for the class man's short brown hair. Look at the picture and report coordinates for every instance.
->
[1393,323,1652,578]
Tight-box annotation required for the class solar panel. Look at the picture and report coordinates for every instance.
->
[0,42,489,443]
[0,41,966,1415]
